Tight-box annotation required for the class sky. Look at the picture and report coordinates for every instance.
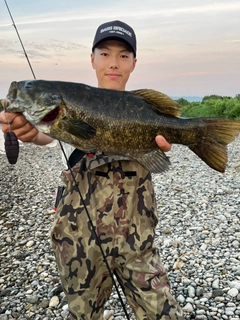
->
[0,0,240,99]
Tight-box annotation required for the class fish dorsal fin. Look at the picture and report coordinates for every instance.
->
[130,89,182,117]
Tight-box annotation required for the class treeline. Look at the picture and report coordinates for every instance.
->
[177,94,240,120]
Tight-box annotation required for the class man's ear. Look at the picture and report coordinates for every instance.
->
[91,53,96,69]
[131,58,137,73]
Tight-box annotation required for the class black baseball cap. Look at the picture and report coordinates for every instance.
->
[92,20,137,57]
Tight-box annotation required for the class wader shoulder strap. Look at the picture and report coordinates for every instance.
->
[68,148,86,168]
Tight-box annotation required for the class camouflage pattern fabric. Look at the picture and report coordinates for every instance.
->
[51,155,183,320]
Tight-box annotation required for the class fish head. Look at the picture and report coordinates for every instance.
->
[5,80,62,129]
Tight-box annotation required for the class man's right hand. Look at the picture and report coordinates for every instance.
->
[0,110,39,142]
[0,100,54,145]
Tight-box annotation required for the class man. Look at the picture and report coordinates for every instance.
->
[0,20,183,320]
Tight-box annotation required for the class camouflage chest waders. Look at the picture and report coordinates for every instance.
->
[51,155,183,320]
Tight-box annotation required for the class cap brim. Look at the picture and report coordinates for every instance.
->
[92,36,136,57]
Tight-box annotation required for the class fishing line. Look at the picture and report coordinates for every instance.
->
[4,1,130,318]
[4,0,36,79]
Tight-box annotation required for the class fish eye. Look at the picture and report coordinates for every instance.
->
[25,81,33,89]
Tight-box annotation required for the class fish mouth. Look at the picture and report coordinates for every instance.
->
[3,99,11,109]
[39,106,60,124]
[4,97,25,113]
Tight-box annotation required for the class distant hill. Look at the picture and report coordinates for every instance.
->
[171,96,202,102]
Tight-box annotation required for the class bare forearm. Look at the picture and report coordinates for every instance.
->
[32,131,54,145]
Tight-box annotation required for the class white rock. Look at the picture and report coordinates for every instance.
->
[214,297,225,302]
[188,285,195,298]
[49,295,59,307]
[40,272,49,278]
[200,243,207,251]
[229,281,240,290]
[177,294,185,304]
[103,309,114,319]
[232,240,239,247]
[25,289,33,295]
[6,236,11,243]
[212,278,220,289]
[217,214,226,221]
[62,304,69,311]
[26,240,35,247]
[183,302,194,312]
[225,307,235,316]
[227,288,238,297]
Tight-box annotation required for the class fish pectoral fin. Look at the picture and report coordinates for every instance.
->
[130,89,182,117]
[60,119,96,139]
[136,149,171,173]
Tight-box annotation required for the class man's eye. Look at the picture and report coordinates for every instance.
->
[101,53,108,56]
[121,55,129,58]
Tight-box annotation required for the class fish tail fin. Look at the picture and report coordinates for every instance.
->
[189,118,240,172]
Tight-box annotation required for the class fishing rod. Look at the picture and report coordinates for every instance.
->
[3,1,130,318]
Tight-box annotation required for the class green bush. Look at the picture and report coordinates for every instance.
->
[181,95,240,119]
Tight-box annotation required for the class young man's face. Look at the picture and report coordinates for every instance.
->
[91,40,137,91]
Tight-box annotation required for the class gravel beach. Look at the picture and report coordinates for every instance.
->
[0,136,240,320]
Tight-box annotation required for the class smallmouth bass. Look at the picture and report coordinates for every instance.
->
[5,80,240,173]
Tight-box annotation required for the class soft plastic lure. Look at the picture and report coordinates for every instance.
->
[4,131,19,165]
[3,99,20,165]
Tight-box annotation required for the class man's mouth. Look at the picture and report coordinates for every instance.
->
[106,73,121,79]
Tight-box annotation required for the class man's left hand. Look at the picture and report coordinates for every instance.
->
[155,135,172,152]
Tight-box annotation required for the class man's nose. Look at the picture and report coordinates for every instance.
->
[109,58,119,69]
